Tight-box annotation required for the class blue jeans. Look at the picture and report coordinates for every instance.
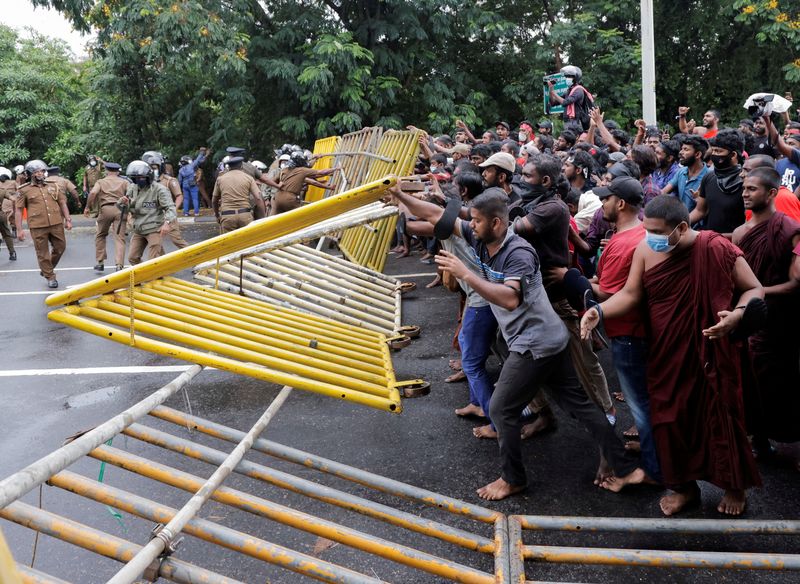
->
[183,186,200,215]
[611,336,661,482]
[458,305,497,425]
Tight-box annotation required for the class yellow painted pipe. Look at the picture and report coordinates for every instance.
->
[89,446,495,584]
[46,176,397,306]
[47,308,402,412]
[103,296,390,386]
[81,302,391,397]
[131,284,386,363]
[158,278,382,346]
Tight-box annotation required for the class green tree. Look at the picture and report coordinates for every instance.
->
[0,24,85,175]
[735,0,800,83]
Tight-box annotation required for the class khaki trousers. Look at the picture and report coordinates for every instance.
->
[168,220,188,248]
[95,204,127,265]
[271,192,301,215]
[529,298,613,415]
[219,212,253,233]
[128,232,163,265]
[30,224,66,280]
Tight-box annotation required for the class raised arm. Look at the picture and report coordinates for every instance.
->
[389,185,446,226]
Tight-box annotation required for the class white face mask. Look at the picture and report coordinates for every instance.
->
[519,131,528,142]
[430,165,439,172]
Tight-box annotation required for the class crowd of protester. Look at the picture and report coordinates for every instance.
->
[3,67,799,517]
[390,77,800,514]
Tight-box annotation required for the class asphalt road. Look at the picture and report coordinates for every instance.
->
[0,217,798,583]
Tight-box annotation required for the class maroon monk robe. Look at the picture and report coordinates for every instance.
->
[642,231,761,490]
[738,212,800,443]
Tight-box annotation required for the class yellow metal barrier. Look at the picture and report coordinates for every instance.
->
[0,527,22,584]
[338,129,421,272]
[45,176,397,307]
[304,135,341,202]
[48,278,404,413]
[194,243,403,335]
[324,127,384,195]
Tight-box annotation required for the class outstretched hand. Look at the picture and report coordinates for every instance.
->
[702,310,741,340]
[580,307,600,340]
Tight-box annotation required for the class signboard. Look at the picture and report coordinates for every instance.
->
[543,73,569,116]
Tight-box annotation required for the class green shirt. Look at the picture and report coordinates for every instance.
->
[126,182,176,235]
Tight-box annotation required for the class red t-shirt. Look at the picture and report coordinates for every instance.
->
[596,225,647,338]
[744,187,800,223]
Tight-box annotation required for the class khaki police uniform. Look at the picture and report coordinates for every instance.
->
[15,182,69,280]
[211,169,257,233]
[126,182,177,264]
[45,175,81,208]
[159,174,189,249]
[273,167,317,215]
[84,163,105,217]
[90,174,129,267]
[0,182,16,255]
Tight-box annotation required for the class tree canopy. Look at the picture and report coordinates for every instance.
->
[4,0,797,179]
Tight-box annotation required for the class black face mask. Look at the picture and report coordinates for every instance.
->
[711,153,734,170]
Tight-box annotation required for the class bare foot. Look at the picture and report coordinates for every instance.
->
[448,359,462,371]
[594,456,613,486]
[477,477,526,501]
[425,275,441,288]
[717,489,746,516]
[612,391,626,402]
[445,369,466,383]
[397,249,411,258]
[520,413,556,440]
[623,425,639,439]
[455,403,485,417]
[473,424,498,439]
[659,486,700,516]
[624,441,641,453]
[600,467,647,493]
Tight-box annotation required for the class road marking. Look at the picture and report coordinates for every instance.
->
[0,291,56,296]
[0,266,104,274]
[0,365,201,377]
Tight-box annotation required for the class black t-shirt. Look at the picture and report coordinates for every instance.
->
[698,171,745,234]
[747,134,777,158]
[521,198,571,269]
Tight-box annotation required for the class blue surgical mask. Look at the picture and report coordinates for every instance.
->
[645,225,680,253]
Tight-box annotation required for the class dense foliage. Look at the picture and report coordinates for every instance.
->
[4,0,797,178]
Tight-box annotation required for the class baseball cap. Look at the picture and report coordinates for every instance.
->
[537,120,553,129]
[478,152,516,173]
[450,143,471,155]
[594,176,644,205]
[494,121,510,131]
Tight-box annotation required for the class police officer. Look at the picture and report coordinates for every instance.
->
[15,160,72,288]
[225,146,282,190]
[143,151,189,249]
[85,161,129,272]
[120,161,176,264]
[0,167,17,260]
[45,166,82,210]
[82,154,105,217]
[211,156,264,233]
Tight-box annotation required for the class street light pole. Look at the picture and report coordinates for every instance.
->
[641,0,657,124]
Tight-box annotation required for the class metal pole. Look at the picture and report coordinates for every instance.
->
[641,0,657,124]
[514,515,800,535]
[0,366,202,509]
[149,405,502,523]
[314,151,395,163]
[522,544,800,570]
[120,422,495,553]
[49,471,383,584]
[89,446,495,584]
[105,385,293,584]
[0,502,243,584]
[16,565,72,584]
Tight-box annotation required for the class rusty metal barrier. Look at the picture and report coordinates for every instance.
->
[507,514,800,582]
[0,370,506,584]
[338,130,421,272]
[2,371,799,583]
